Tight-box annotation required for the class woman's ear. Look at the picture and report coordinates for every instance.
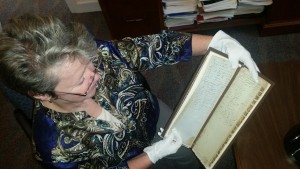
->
[32,94,52,101]
[28,91,51,101]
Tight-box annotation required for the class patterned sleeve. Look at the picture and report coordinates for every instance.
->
[97,30,192,71]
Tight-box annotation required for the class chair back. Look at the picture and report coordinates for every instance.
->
[0,82,34,120]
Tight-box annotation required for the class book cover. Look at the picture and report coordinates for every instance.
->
[162,48,273,169]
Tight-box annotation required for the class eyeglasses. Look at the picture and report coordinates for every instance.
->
[54,68,97,96]
[52,60,99,96]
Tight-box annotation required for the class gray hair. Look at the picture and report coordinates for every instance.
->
[0,15,98,97]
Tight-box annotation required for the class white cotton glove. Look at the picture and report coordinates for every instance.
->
[208,30,260,83]
[144,128,182,163]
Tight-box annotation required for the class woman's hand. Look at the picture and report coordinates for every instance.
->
[143,128,182,163]
[208,30,260,82]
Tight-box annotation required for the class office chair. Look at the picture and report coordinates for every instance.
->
[0,82,48,168]
[0,82,34,138]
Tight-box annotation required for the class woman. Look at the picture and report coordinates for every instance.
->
[0,15,258,169]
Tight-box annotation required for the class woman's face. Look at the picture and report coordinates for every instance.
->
[51,58,100,102]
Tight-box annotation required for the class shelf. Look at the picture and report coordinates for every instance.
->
[167,14,265,32]
[260,18,300,36]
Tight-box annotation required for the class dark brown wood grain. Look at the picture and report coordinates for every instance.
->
[234,61,300,169]
[98,0,164,39]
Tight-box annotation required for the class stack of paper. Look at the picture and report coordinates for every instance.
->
[196,9,234,23]
[196,0,236,23]
[238,0,272,5]
[234,0,272,16]
[163,0,197,14]
[162,0,273,27]
[234,3,265,15]
[199,0,238,12]
[195,0,272,24]
[165,12,198,27]
[163,0,198,28]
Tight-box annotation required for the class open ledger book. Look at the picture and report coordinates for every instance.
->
[162,48,273,169]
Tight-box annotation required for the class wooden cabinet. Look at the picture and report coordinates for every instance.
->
[99,0,300,38]
[98,0,164,39]
[260,0,300,36]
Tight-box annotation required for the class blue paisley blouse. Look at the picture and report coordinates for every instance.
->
[32,30,192,169]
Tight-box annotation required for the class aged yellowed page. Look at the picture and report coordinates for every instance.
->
[163,48,273,169]
[164,49,238,147]
[192,67,272,168]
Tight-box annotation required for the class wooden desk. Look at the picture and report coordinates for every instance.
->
[234,61,300,169]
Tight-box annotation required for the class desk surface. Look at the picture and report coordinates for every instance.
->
[234,61,300,169]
